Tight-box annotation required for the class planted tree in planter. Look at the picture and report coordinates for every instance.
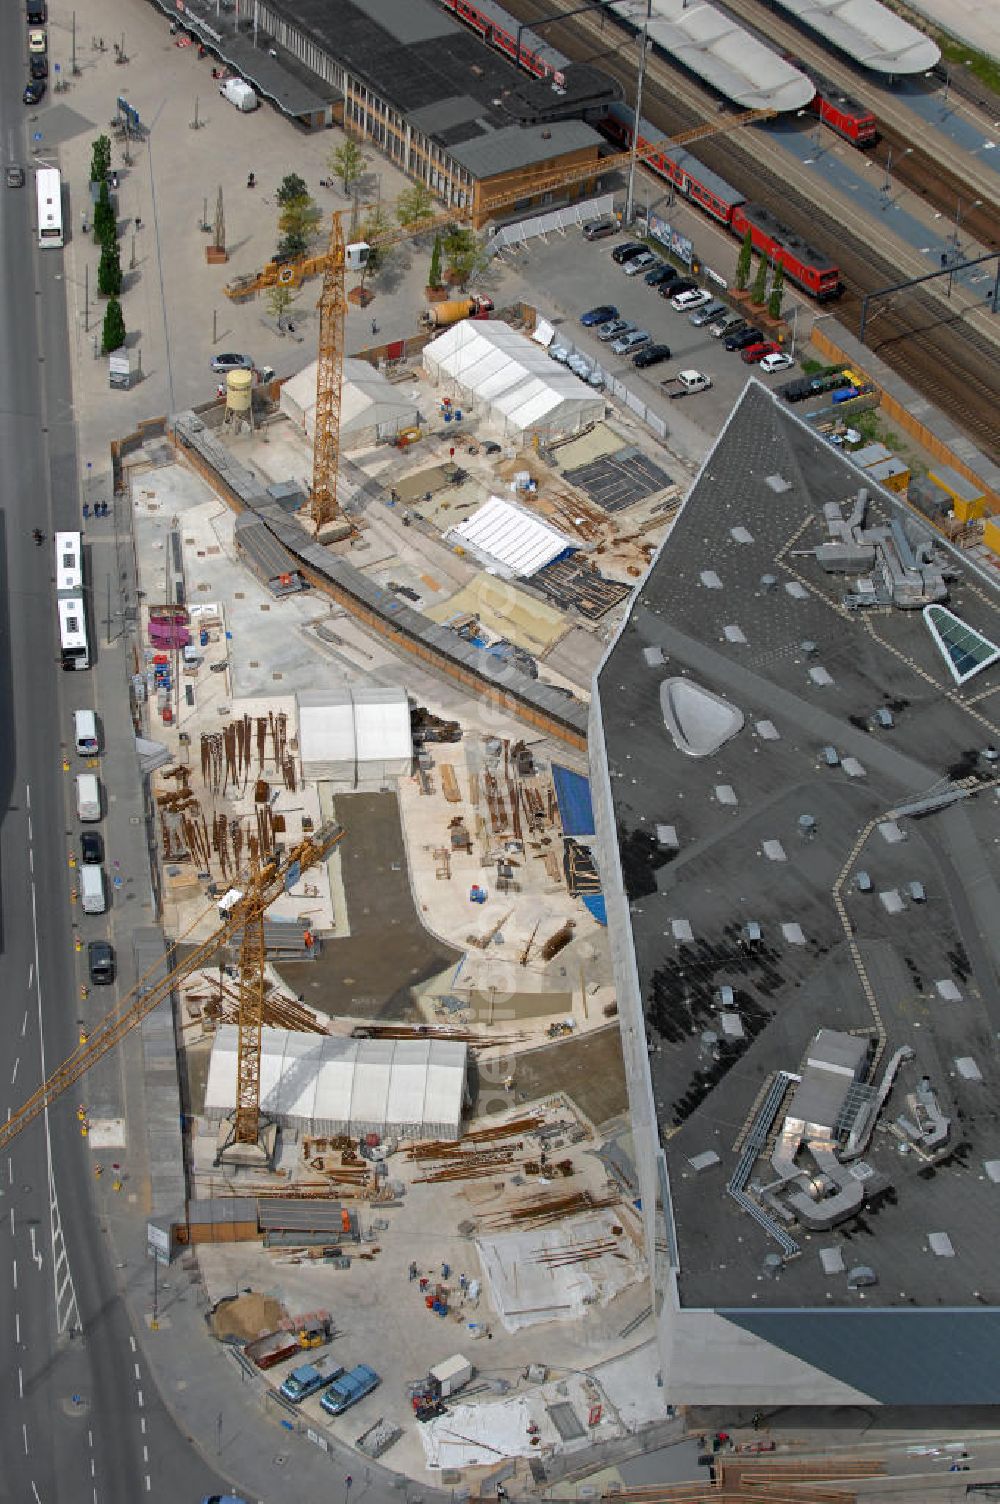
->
[768,263,784,321]
[735,228,752,292]
[102,297,126,353]
[327,139,367,196]
[751,252,769,306]
[427,233,443,295]
[93,179,116,245]
[442,225,487,287]
[90,135,112,186]
[276,179,321,259]
[98,237,122,296]
[359,204,393,289]
[395,181,436,232]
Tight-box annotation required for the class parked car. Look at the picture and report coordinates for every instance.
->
[725,326,763,351]
[672,288,711,312]
[611,241,646,265]
[670,369,713,396]
[87,941,116,987]
[741,340,782,364]
[28,28,47,51]
[623,251,658,277]
[548,344,572,363]
[690,300,727,327]
[81,831,104,865]
[660,277,695,300]
[5,165,25,188]
[582,216,617,240]
[598,318,634,342]
[29,54,48,79]
[580,304,618,327]
[633,343,671,369]
[611,330,651,355]
[712,315,746,340]
[23,79,45,104]
[210,352,253,373]
[319,1364,380,1417]
[644,263,675,287]
[759,351,795,374]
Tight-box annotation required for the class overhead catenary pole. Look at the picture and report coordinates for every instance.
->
[625,0,652,228]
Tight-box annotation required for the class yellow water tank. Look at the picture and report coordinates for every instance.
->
[225,367,253,414]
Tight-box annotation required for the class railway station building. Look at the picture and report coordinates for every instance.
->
[229,0,614,225]
[591,380,1000,1408]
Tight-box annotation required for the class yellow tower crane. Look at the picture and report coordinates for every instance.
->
[307,108,775,528]
[0,820,344,1161]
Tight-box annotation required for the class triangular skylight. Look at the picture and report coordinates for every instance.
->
[923,604,1000,685]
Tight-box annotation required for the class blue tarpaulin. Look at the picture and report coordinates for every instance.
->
[552,764,595,837]
[582,893,607,926]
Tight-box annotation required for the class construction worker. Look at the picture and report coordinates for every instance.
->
[93,1164,103,1179]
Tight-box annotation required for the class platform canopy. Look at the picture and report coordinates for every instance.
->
[769,0,940,73]
[205,1028,468,1141]
[423,319,604,443]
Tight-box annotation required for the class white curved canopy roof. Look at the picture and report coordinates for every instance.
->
[610,0,815,111]
[771,0,940,72]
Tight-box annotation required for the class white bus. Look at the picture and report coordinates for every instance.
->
[36,167,64,249]
[55,530,83,593]
[58,596,90,671]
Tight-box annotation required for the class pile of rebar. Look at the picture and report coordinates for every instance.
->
[530,1235,623,1268]
[480,1188,619,1230]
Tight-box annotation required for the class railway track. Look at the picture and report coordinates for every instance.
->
[499,0,1000,453]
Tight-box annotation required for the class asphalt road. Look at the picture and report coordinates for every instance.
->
[0,20,231,1504]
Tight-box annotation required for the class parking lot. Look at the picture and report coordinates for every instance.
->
[501,216,810,461]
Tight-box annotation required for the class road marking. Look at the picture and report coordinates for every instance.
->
[22,1422,29,1454]
[134,1362,140,1379]
[12,1259,17,1289]
[8,1158,12,1183]
[18,1365,23,1398]
[90,1458,95,1478]
[136,1388,143,1408]
[21,1009,29,1037]
[30,1227,42,1271]
[143,1445,148,1463]
[16,1311,20,1343]
[140,1416,146,1435]
[31,1481,40,1503]
[9,1207,14,1235]
[26,963,33,989]
[28,848,33,874]
[145,1477,151,1493]
[11,1057,19,1085]
[130,1334,136,1353]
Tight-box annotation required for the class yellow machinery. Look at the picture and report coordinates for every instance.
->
[0,821,344,1161]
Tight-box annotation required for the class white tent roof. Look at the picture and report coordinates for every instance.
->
[297,686,411,777]
[298,688,355,767]
[446,495,575,579]
[205,1027,468,1139]
[280,357,418,440]
[423,320,604,441]
[354,687,411,765]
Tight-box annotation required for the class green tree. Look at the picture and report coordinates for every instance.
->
[768,262,785,321]
[93,179,116,246]
[395,181,436,231]
[98,237,122,296]
[428,233,443,290]
[751,252,769,305]
[735,228,752,292]
[101,297,126,353]
[358,204,393,287]
[265,283,295,330]
[90,134,112,184]
[442,225,488,287]
[276,173,309,207]
[277,190,321,259]
[327,139,368,195]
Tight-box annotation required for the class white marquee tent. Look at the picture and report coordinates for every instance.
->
[297,686,412,784]
[280,357,418,449]
[445,495,575,579]
[422,320,604,444]
[204,1028,468,1140]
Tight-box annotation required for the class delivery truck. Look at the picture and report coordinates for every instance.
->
[220,78,258,111]
[320,1363,380,1416]
[427,1353,473,1398]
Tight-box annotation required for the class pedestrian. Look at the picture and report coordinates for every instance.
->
[441,1261,450,1279]
[93,1164,103,1179]
[247,171,256,189]
[217,382,226,399]
[82,502,90,519]
[135,215,142,230]
[449,446,455,460]
[459,1272,468,1294]
[409,1260,418,1282]
[370,318,379,336]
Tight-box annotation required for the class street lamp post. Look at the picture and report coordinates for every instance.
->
[625,2,652,228]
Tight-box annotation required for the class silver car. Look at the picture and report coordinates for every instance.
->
[690,301,727,327]
[611,330,651,355]
[623,251,658,277]
[598,319,634,342]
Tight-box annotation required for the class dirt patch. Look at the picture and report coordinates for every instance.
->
[210,1291,286,1342]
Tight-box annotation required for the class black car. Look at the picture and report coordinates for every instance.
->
[660,277,695,299]
[30,54,47,79]
[611,241,645,266]
[725,326,763,351]
[87,941,116,987]
[633,343,671,369]
[81,831,104,865]
[644,264,679,288]
[23,79,45,105]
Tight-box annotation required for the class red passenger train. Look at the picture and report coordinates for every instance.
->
[785,55,879,145]
[438,0,568,80]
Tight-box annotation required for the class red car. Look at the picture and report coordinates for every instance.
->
[741,341,782,364]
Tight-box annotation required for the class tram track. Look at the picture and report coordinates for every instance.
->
[500,0,1000,453]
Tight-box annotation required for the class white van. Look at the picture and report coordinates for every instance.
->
[74,708,99,757]
[76,773,101,822]
[79,865,106,914]
[220,78,258,111]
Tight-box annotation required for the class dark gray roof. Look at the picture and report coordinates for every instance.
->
[449,121,602,177]
[594,380,1000,1397]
